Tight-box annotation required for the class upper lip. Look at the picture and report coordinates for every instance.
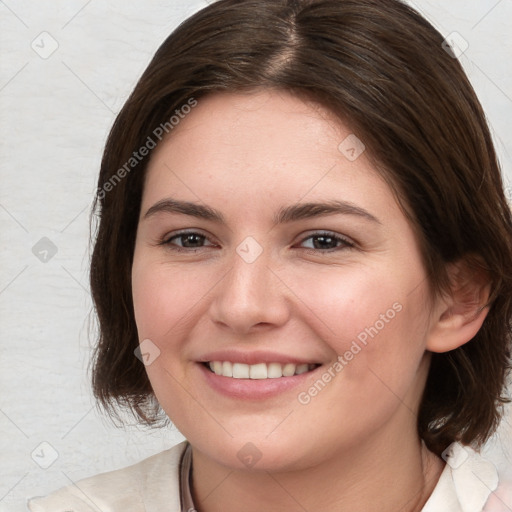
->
[198,350,322,366]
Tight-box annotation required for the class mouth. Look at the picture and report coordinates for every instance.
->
[197,351,326,400]
[202,361,321,379]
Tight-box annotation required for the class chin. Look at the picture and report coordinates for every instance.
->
[187,429,324,473]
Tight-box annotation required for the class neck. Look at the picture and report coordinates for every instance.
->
[190,426,445,512]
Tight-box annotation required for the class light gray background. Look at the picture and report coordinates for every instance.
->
[1,1,511,511]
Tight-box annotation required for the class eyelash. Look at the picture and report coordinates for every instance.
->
[157,230,355,254]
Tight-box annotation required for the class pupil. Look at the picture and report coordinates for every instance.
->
[314,235,335,249]
[184,234,203,247]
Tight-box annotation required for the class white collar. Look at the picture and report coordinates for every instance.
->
[422,442,498,511]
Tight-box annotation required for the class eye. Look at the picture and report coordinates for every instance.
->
[158,230,355,254]
[296,231,355,252]
[159,230,216,251]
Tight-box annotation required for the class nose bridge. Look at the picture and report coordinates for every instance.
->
[231,239,270,296]
[210,237,289,332]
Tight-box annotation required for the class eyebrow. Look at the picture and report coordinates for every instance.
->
[143,198,381,225]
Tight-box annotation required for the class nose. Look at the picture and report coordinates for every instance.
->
[209,245,291,335]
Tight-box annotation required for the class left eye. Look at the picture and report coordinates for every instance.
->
[298,232,354,251]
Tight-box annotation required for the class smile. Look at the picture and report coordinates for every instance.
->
[205,361,320,379]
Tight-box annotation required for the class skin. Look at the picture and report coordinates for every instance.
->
[131,89,490,512]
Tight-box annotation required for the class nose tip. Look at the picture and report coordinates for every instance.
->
[209,243,290,334]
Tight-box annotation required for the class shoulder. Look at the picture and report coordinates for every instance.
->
[27,440,188,512]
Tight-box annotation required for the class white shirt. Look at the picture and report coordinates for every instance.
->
[27,440,505,512]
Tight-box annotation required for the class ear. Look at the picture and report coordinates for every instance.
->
[426,257,492,353]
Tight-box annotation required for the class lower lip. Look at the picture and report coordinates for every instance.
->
[198,363,322,400]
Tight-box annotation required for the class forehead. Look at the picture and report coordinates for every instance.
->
[154,89,346,157]
[141,89,399,224]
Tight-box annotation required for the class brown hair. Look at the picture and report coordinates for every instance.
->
[89,0,512,456]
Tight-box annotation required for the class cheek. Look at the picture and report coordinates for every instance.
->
[285,262,429,397]
[131,258,212,344]
[278,262,409,349]
[131,258,214,430]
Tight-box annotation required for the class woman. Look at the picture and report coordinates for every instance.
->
[28,0,512,510]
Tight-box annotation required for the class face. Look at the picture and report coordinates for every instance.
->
[131,89,436,471]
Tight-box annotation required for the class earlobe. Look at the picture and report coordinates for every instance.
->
[426,257,492,353]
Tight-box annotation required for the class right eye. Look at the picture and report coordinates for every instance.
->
[159,230,217,252]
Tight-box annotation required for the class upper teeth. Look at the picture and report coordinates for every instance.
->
[207,361,317,379]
